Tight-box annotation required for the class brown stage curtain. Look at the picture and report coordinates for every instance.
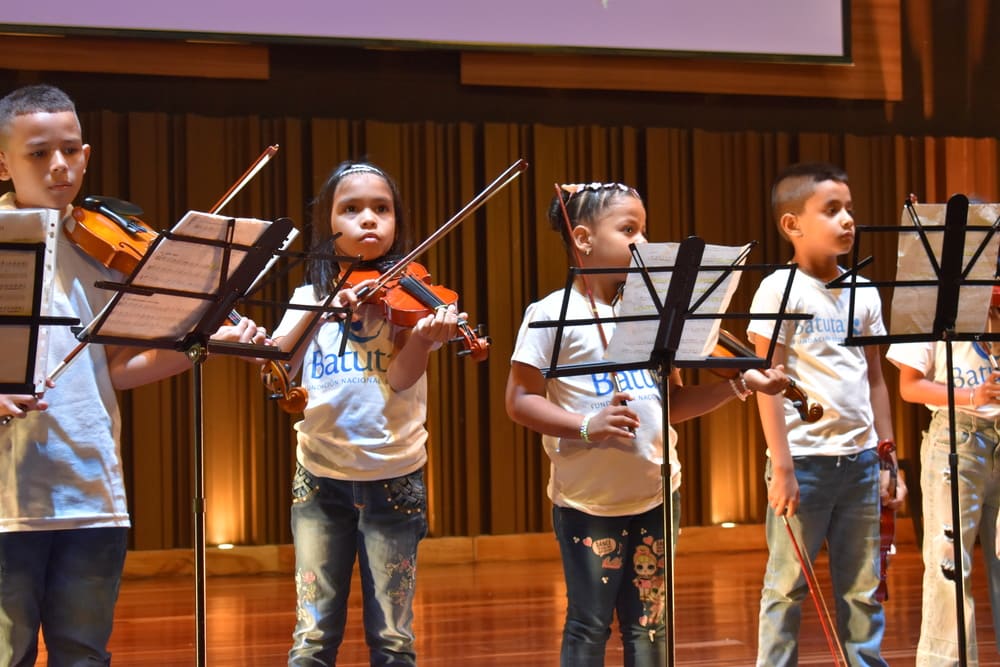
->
[72,111,1000,548]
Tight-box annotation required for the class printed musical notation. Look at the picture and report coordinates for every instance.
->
[0,208,61,389]
[606,242,750,364]
[890,202,1000,336]
[88,210,277,341]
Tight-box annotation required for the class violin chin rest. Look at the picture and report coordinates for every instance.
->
[82,195,145,217]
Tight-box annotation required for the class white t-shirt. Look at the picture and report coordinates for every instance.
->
[0,193,128,531]
[747,266,885,457]
[273,285,428,481]
[886,340,1000,418]
[510,288,679,517]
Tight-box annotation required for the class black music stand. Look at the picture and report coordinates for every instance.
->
[534,237,804,667]
[76,211,349,667]
[832,194,1000,666]
[0,210,79,418]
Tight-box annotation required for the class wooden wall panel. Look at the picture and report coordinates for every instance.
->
[460,0,902,101]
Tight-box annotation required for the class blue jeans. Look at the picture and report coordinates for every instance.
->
[552,493,680,667]
[757,449,886,666]
[917,410,1000,666]
[288,464,428,666]
[0,527,128,667]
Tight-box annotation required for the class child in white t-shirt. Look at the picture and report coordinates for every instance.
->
[506,181,787,665]
[887,289,1000,665]
[270,160,463,666]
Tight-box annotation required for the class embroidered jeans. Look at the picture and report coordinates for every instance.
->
[551,493,679,667]
[288,464,427,666]
[917,410,1000,666]
[0,527,128,667]
[756,449,886,666]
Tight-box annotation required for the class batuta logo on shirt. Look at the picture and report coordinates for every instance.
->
[591,370,658,395]
[308,319,391,379]
[952,350,998,389]
[792,316,863,342]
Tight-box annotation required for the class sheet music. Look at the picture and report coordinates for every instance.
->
[89,210,287,340]
[889,202,1000,336]
[605,242,751,363]
[0,208,61,391]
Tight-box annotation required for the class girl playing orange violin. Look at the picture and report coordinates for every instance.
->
[269,160,462,666]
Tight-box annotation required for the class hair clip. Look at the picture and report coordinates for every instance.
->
[559,182,639,198]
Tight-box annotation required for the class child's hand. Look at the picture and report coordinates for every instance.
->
[410,304,462,346]
[1,393,49,420]
[211,317,269,346]
[743,366,789,396]
[585,392,639,441]
[767,465,800,517]
[971,371,1000,406]
[880,469,907,511]
[325,279,377,321]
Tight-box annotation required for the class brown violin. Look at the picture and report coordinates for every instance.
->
[875,438,898,602]
[711,329,823,422]
[346,261,490,361]
[65,196,156,275]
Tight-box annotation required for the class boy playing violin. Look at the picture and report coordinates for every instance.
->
[0,84,266,665]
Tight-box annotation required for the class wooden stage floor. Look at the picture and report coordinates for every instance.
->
[42,542,1000,666]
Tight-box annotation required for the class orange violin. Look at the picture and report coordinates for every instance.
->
[65,196,156,275]
[346,261,490,361]
[711,329,823,422]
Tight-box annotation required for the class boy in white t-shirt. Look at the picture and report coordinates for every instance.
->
[748,162,906,666]
[887,288,1000,665]
[0,84,266,665]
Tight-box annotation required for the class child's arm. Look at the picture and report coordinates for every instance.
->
[866,345,906,510]
[752,336,800,517]
[269,281,374,379]
[387,304,462,392]
[506,361,639,441]
[106,317,268,390]
[898,363,1000,408]
[667,366,788,423]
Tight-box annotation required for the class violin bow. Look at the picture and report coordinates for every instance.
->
[356,159,528,301]
[781,515,849,666]
[209,144,280,215]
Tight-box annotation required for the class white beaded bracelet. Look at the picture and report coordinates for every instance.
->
[729,374,752,401]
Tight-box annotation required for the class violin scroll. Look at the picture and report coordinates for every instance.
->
[261,361,309,413]
[711,329,824,422]
[785,379,824,423]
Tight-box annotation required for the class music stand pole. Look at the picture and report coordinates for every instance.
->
[188,342,208,666]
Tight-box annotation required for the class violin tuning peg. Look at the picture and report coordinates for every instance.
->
[456,349,472,357]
